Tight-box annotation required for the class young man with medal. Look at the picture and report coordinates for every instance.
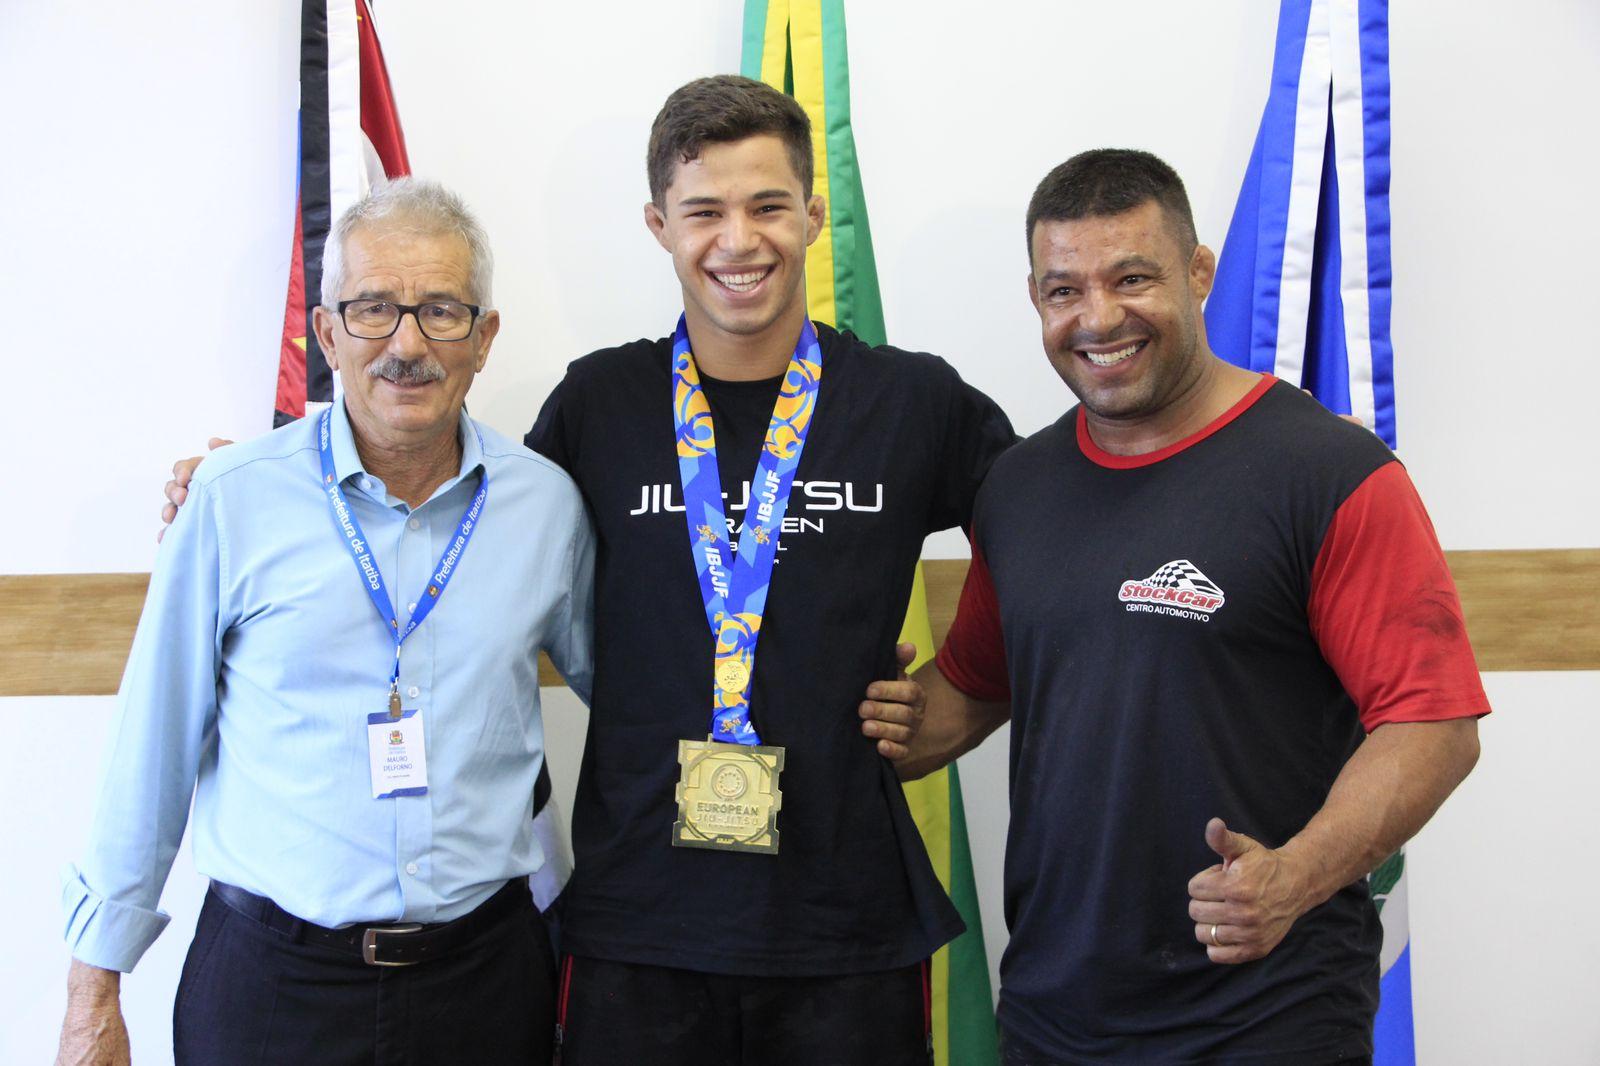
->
[155,78,1013,1063]
[520,75,1016,1065]
[59,180,593,1065]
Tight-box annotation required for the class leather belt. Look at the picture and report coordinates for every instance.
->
[210,878,528,967]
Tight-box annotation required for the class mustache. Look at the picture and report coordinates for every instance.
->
[367,355,447,385]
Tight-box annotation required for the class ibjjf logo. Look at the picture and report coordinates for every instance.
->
[1119,559,1226,621]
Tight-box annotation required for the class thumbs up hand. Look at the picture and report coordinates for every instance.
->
[1186,817,1314,964]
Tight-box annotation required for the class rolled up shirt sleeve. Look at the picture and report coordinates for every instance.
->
[63,473,227,972]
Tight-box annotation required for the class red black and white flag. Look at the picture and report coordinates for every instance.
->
[273,0,410,428]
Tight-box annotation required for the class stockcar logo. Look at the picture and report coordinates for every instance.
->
[1119,560,1226,620]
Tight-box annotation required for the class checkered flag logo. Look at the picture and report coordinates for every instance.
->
[1142,559,1223,596]
[1119,559,1227,616]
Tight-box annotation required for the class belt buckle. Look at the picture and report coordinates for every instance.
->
[361,924,424,967]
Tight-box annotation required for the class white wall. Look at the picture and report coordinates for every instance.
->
[2,1,1596,1062]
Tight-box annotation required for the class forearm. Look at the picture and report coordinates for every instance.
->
[58,959,130,1065]
[896,661,1010,781]
[67,958,121,1004]
[1279,718,1480,909]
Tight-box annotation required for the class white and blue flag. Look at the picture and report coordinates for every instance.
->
[1206,2,1412,1062]
[1206,0,1398,448]
[1369,849,1415,1065]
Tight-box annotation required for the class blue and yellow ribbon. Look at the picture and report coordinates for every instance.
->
[672,313,823,744]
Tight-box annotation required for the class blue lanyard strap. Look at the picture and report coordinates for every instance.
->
[318,408,489,696]
[671,315,823,745]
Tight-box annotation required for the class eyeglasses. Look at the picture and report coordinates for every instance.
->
[337,299,483,341]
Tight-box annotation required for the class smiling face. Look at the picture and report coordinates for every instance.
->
[1027,199,1215,424]
[312,222,499,448]
[645,133,824,355]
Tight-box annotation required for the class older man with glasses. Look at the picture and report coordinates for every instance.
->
[56,178,594,1065]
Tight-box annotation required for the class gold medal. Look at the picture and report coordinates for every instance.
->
[672,736,785,854]
[715,658,751,694]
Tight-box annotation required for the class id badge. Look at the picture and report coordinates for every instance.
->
[367,709,429,799]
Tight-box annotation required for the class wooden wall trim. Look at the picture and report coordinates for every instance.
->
[3,549,1596,696]
[4,574,152,698]
[1440,549,1600,672]
[0,573,568,697]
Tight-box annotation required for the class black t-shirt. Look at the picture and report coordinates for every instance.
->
[939,378,1488,1062]
[527,322,1016,976]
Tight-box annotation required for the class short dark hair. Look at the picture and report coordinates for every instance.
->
[647,75,814,205]
[1025,148,1198,262]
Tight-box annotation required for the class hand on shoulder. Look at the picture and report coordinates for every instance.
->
[158,437,233,542]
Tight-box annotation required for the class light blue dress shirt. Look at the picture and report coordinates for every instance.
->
[63,402,594,973]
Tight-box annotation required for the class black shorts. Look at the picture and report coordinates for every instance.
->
[556,954,932,1066]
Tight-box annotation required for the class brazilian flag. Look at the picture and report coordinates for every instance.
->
[742,4,1000,1063]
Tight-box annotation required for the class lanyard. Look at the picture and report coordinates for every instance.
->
[318,408,488,715]
[671,315,824,745]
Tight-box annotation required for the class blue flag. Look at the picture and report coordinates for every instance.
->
[1206,0,1397,449]
[1206,2,1413,1063]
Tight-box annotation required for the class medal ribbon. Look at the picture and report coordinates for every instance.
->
[318,408,488,707]
[671,314,823,745]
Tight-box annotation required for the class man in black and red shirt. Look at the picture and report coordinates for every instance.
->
[890,150,1487,1064]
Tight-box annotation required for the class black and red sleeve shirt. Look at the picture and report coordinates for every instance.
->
[941,398,1487,733]
[936,375,1488,1063]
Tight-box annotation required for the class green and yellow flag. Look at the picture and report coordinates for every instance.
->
[742,4,999,1062]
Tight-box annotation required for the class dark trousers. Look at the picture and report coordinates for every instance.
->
[173,883,557,1065]
[557,954,931,1066]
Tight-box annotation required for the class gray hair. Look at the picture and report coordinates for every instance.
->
[320,177,494,309]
